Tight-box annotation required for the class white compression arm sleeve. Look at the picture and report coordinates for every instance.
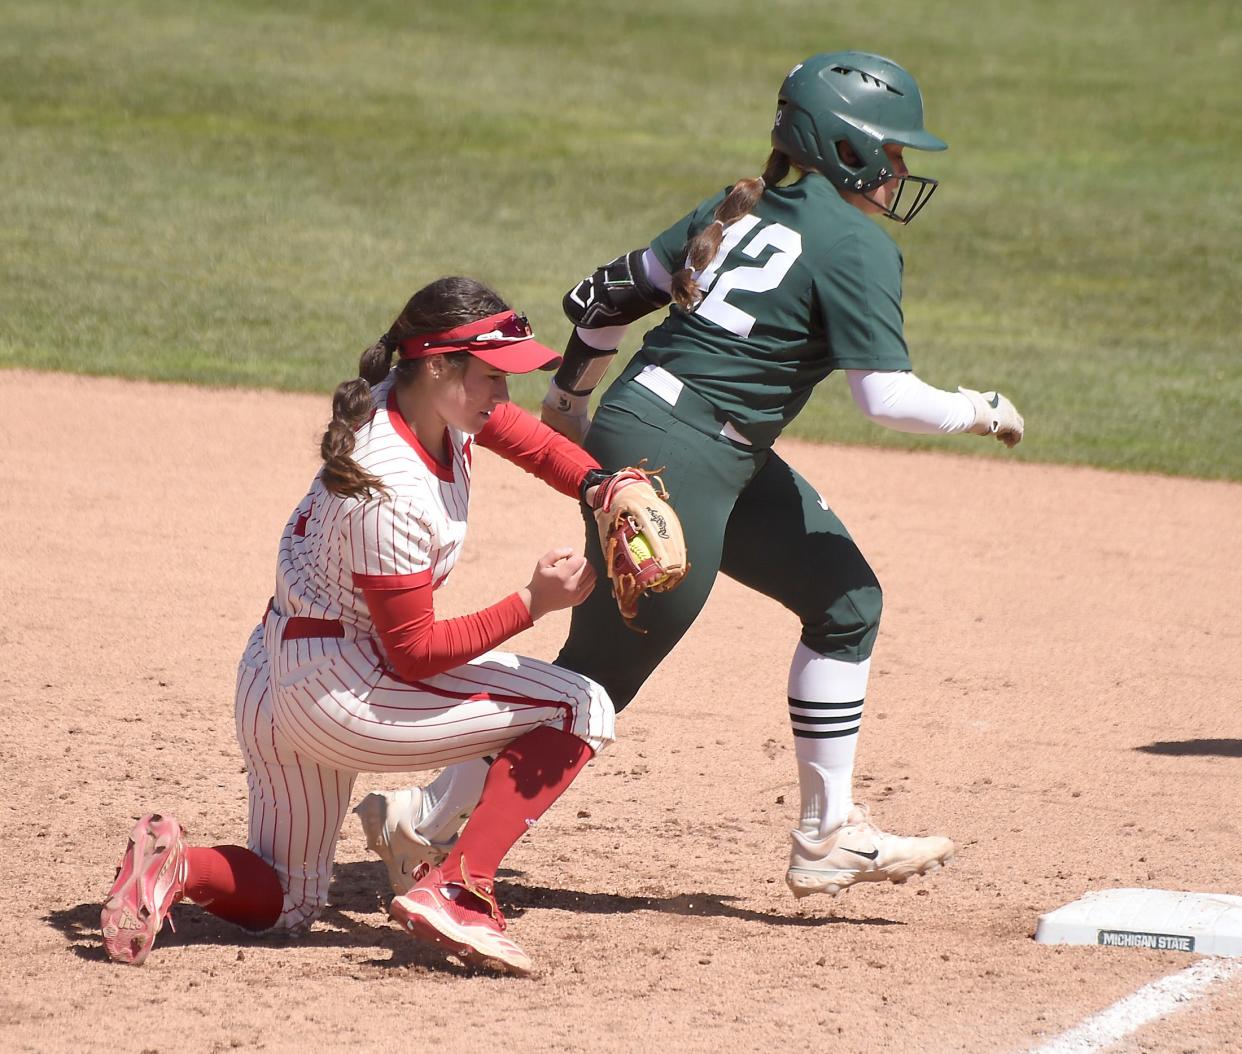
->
[640,247,673,293]
[846,369,977,434]
[573,249,673,351]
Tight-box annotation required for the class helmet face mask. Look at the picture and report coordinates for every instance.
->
[771,51,947,224]
[872,172,939,225]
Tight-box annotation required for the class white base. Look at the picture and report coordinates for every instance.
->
[1035,888,1242,956]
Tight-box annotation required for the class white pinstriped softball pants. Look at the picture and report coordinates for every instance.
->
[233,615,615,931]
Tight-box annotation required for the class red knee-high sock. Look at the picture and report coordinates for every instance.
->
[184,846,284,931]
[440,726,593,886]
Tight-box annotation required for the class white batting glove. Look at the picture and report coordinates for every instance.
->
[541,382,592,446]
[959,387,1024,448]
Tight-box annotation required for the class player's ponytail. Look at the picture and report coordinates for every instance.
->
[319,278,508,500]
[320,373,389,501]
[670,149,792,310]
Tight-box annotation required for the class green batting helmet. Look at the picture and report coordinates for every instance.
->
[772,52,947,221]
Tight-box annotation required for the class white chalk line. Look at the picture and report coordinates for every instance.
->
[1025,956,1242,1053]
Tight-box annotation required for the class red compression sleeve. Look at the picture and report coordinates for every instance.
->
[440,725,594,885]
[358,572,532,682]
[475,401,599,499]
[184,846,284,931]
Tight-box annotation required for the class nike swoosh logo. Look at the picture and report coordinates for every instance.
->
[843,847,879,860]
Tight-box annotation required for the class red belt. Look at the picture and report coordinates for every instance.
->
[264,599,346,642]
[283,617,345,641]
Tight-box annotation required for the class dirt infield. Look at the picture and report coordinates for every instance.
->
[3,369,1239,1054]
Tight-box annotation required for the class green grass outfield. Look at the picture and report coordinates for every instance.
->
[2,0,1239,479]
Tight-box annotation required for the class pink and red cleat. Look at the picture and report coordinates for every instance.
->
[100,813,188,965]
[389,859,532,975]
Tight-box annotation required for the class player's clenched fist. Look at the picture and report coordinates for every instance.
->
[959,387,1024,448]
[523,547,597,621]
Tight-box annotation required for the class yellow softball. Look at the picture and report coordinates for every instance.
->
[627,532,652,564]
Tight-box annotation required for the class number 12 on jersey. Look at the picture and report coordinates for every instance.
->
[692,216,803,338]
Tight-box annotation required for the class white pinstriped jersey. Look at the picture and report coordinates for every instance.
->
[274,371,472,629]
[234,372,616,930]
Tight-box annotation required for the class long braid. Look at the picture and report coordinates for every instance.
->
[319,278,507,500]
[670,149,792,310]
[319,336,393,500]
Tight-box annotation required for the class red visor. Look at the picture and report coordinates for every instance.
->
[398,311,561,374]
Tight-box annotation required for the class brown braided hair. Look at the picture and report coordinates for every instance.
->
[669,149,792,310]
[319,277,506,499]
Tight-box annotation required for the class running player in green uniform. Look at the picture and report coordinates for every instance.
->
[359,51,1023,902]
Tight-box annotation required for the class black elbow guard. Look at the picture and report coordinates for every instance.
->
[562,249,672,329]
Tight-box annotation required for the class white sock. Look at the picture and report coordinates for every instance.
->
[418,757,490,843]
[787,644,870,838]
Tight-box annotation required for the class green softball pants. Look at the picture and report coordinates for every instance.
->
[555,377,882,712]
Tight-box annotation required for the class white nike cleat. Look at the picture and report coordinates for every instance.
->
[354,788,457,895]
[785,803,954,899]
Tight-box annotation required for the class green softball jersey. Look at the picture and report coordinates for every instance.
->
[644,171,912,447]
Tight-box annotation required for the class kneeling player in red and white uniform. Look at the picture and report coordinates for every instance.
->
[100,277,624,975]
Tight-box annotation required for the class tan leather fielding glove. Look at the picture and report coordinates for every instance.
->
[587,464,688,631]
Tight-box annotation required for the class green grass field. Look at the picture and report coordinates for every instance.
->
[2,0,1239,478]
